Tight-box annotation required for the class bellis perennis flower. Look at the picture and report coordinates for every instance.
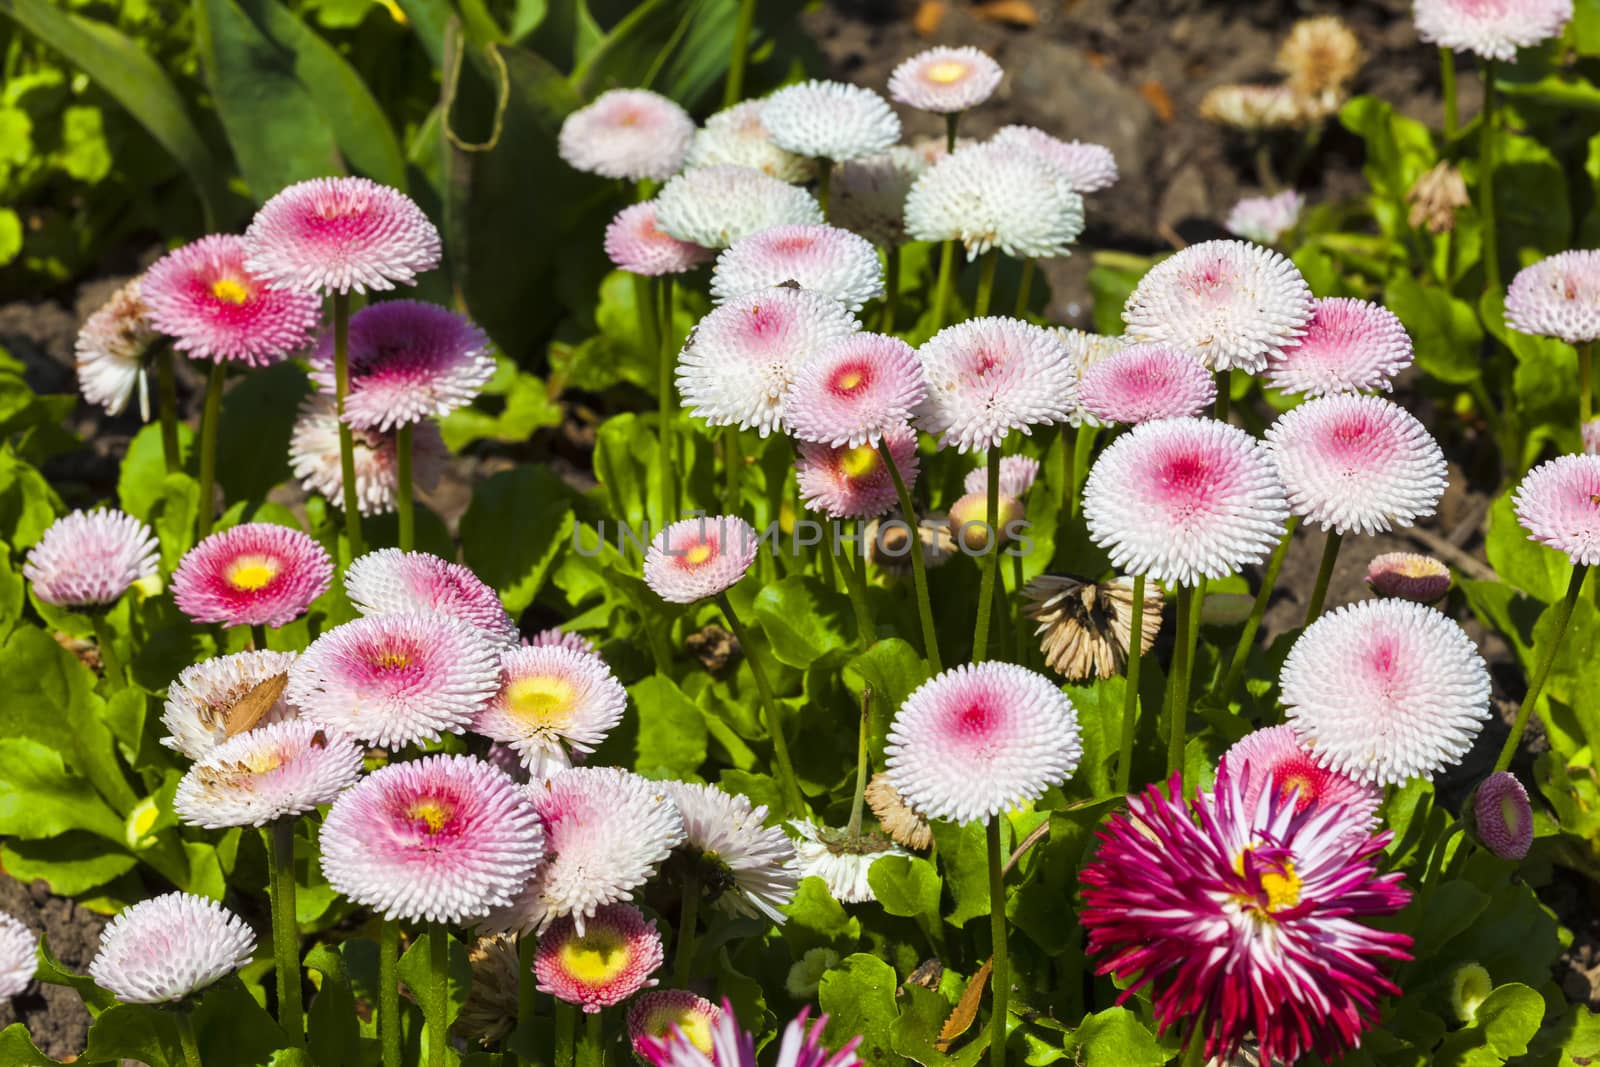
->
[89,893,256,1005]
[644,516,760,603]
[171,523,334,629]
[24,509,158,610]
[558,89,694,182]
[888,47,1003,114]
[915,317,1075,453]
[0,914,35,999]
[245,177,441,295]
[142,234,321,365]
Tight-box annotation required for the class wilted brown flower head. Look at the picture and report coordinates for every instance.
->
[1199,84,1310,131]
[1407,161,1470,235]
[1022,575,1163,681]
[864,772,932,851]
[454,934,520,1047]
[1277,16,1363,102]
[867,512,957,575]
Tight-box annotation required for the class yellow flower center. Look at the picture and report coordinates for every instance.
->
[243,750,285,775]
[1234,849,1302,913]
[683,542,714,566]
[926,60,970,84]
[505,675,575,726]
[226,555,280,591]
[645,1005,714,1054]
[211,278,251,305]
[407,798,452,835]
[372,649,413,671]
[839,444,879,479]
[836,370,864,391]
[558,926,631,985]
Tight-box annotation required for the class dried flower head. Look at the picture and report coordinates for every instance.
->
[788,821,908,904]
[455,934,520,1047]
[171,523,334,629]
[161,649,299,760]
[1265,297,1414,397]
[864,772,932,850]
[866,513,957,575]
[605,202,714,277]
[905,142,1085,260]
[654,165,824,249]
[1365,552,1452,603]
[1022,575,1164,681]
[24,509,158,609]
[244,177,442,295]
[558,89,694,182]
[89,893,256,1004]
[686,100,815,183]
[174,719,364,829]
[142,234,321,365]
[1407,162,1470,235]
[761,80,901,162]
[1276,16,1363,100]
[1200,84,1312,131]
[76,279,155,417]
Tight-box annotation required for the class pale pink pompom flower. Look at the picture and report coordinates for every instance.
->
[171,523,334,628]
[1366,551,1452,603]
[244,177,442,295]
[964,455,1041,498]
[711,224,884,312]
[24,509,158,609]
[1505,250,1600,344]
[654,165,824,250]
[89,893,256,1005]
[1265,297,1414,397]
[1225,189,1304,245]
[1513,453,1600,566]
[761,80,901,163]
[474,644,628,777]
[1076,343,1217,424]
[888,47,1004,114]
[1414,0,1573,62]
[535,903,663,1013]
[288,394,445,516]
[1219,724,1381,826]
[914,317,1076,453]
[643,516,759,604]
[173,719,364,829]
[989,126,1119,193]
[344,548,519,648]
[558,89,695,182]
[0,914,36,999]
[795,424,919,519]
[785,333,925,447]
[605,202,713,277]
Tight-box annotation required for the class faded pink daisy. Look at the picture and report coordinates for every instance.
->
[76,278,156,417]
[990,126,1119,193]
[558,89,695,182]
[474,645,627,777]
[761,80,901,163]
[639,1001,864,1067]
[963,455,1041,498]
[1468,772,1534,861]
[1514,453,1600,566]
[320,753,546,923]
[171,523,334,628]
[905,142,1084,261]
[345,548,519,648]
[1077,343,1216,424]
[24,509,158,609]
[914,317,1076,453]
[1084,417,1289,587]
[655,165,824,250]
[1219,725,1381,825]
[785,333,925,447]
[644,516,759,604]
[1225,189,1304,246]
[711,225,884,312]
[1366,552,1452,603]
[287,612,501,750]
[289,393,445,515]
[308,300,494,431]
[244,177,442,295]
[888,46,1003,114]
[1080,768,1412,1066]
[1414,0,1573,61]
[0,913,36,999]
[1265,394,1446,535]
[605,202,713,276]
[89,893,256,1005]
[629,991,723,1060]
[535,903,663,1013]
[174,719,364,829]
[141,234,321,366]
[686,101,815,184]
[1505,250,1600,344]
[885,662,1081,825]
[161,649,300,760]
[1265,298,1414,397]
[796,425,919,519]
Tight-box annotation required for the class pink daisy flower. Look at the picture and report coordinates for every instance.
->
[141,234,321,366]
[474,645,628,777]
[796,424,919,520]
[0,913,36,999]
[528,627,598,654]
[639,1001,864,1067]
[1505,250,1600,344]
[244,177,442,295]
[307,300,494,431]
[1512,453,1600,566]
[288,394,445,515]
[711,225,884,312]
[905,143,1084,261]
[319,753,546,924]
[1265,297,1414,397]
[643,516,759,604]
[785,333,925,447]
[1469,772,1534,861]
[89,893,256,1005]
[76,278,156,417]
[963,455,1041,498]
[1076,343,1216,424]
[1219,725,1381,825]
[1414,0,1573,61]
[173,719,364,829]
[1366,551,1452,603]
[558,89,695,182]
[161,649,300,760]
[629,991,723,1060]
[171,523,334,628]
[287,612,501,749]
[1080,769,1412,1066]
[989,126,1119,193]
[24,509,158,609]
[885,662,1081,825]
[654,165,824,250]
[344,548,519,648]
[1281,599,1491,785]
[1084,417,1289,587]
[1123,240,1313,375]
[535,903,663,1013]
[605,202,713,277]
[1225,189,1304,246]
[1265,394,1446,535]
[914,317,1076,453]
[888,46,1004,114]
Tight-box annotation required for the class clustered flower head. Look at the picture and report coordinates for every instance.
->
[1277,15,1363,102]
[686,100,815,183]
[795,425,919,519]
[888,46,1004,114]
[914,317,1076,452]
[1408,162,1470,235]
[655,166,825,249]
[605,202,714,277]
[1505,250,1600,345]
[474,644,628,777]
[644,516,760,603]
[76,279,156,417]
[174,719,364,829]
[89,892,256,1004]
[1200,84,1312,131]
[786,332,925,447]
[906,142,1085,260]
[1468,772,1535,861]
[1225,190,1304,246]
[761,80,901,162]
[0,914,37,999]
[712,225,884,311]
[1513,453,1600,566]
[24,509,158,609]
[344,548,519,648]
[171,522,334,628]
[161,649,299,759]
[1366,551,1452,603]
[829,148,928,247]
[558,88,695,182]
[535,903,663,1013]
[1414,0,1573,62]
[142,234,321,365]
[1076,343,1217,424]
[289,393,445,515]
[244,176,442,294]
[989,126,1119,193]
[1266,297,1414,397]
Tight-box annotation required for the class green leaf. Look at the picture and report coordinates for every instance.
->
[752,575,852,669]
[591,412,659,532]
[1,833,138,896]
[191,976,291,1063]
[1071,1007,1168,1067]
[82,1003,177,1066]
[118,421,196,521]
[216,360,312,503]
[630,673,707,780]
[819,953,900,1066]
[35,930,116,1014]
[1495,132,1570,261]
[438,371,563,451]
[868,854,941,919]
[459,464,576,616]
[0,208,20,267]
[0,447,63,548]
[0,1024,62,1066]
[0,738,127,843]
[0,549,21,641]
[305,944,362,1067]
[396,929,471,1051]
[1384,275,1483,385]
[1483,490,1567,603]
[1476,982,1545,1058]
[932,819,994,928]
[781,877,861,957]
[843,638,930,766]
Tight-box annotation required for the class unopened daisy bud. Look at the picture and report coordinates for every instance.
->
[712,224,884,311]
[76,279,156,417]
[1276,16,1362,101]
[1450,963,1493,1023]
[656,165,825,249]
[244,177,442,295]
[1407,162,1470,235]
[171,523,334,629]
[1468,772,1535,861]
[455,934,520,1048]
[89,893,255,1004]
[947,491,1024,553]
[906,143,1084,261]
[1513,453,1600,566]
[474,645,627,778]
[643,516,760,604]
[888,46,1003,115]
[915,317,1076,452]
[162,649,299,760]
[1219,724,1381,824]
[1265,297,1413,398]
[964,455,1041,499]
[0,913,37,998]
[1414,0,1572,61]
[788,822,908,903]
[174,719,363,829]
[288,394,445,516]
[796,426,919,520]
[866,513,957,575]
[345,548,519,648]
[1077,343,1216,424]
[628,990,722,1059]
[864,772,931,851]
[24,509,158,610]
[1225,190,1304,246]
[989,125,1119,193]
[686,100,815,183]
[1200,84,1310,131]
[1022,575,1163,682]
[558,89,694,182]
[664,780,799,924]
[830,147,928,247]
[1365,552,1452,603]
[605,202,713,277]
[1505,251,1600,345]
[762,80,901,163]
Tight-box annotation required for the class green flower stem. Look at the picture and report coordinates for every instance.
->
[555,1001,576,1067]
[1304,529,1343,625]
[722,427,742,513]
[657,275,678,528]
[1214,370,1230,423]
[973,251,999,318]
[380,920,401,1067]
[1216,516,1299,704]
[156,343,181,475]
[881,244,901,332]
[1440,48,1458,138]
[396,423,415,552]
[816,160,832,216]
[847,688,872,842]
[972,445,1002,663]
[1069,424,1096,519]
[838,521,875,649]
[1494,563,1589,772]
[251,623,268,652]
[90,611,124,690]
[880,437,943,672]
[633,273,659,387]
[1013,259,1036,318]
[945,113,959,153]
[723,0,756,107]
[985,815,1009,1067]
[195,360,227,540]
[332,293,366,557]
[517,934,536,1053]
[1480,59,1500,293]
[1166,585,1194,774]
[269,819,304,1046]
[428,923,449,1067]
[176,1010,204,1067]
[1179,1016,1209,1067]
[1581,342,1593,426]
[932,240,957,332]
[1009,551,1025,662]
[578,1011,603,1067]
[1114,574,1146,794]
[672,870,700,986]
[716,593,805,817]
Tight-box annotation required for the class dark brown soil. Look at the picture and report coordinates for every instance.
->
[0,876,105,1060]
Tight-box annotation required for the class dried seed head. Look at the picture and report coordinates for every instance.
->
[1407,162,1470,235]
[1022,575,1163,682]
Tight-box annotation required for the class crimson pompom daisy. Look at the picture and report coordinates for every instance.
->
[173,719,364,829]
[905,143,1084,260]
[796,425,919,520]
[320,754,546,923]
[76,279,156,417]
[888,46,1003,114]
[964,455,1040,498]
[308,300,494,431]
[1414,0,1572,61]
[886,662,1081,825]
[161,649,299,760]
[989,126,1119,193]
[915,317,1075,453]
[629,991,723,1060]
[1468,772,1534,861]
[676,286,859,436]
[643,515,759,604]
[1366,551,1452,603]
[1505,250,1600,344]
[1265,297,1414,397]
[1225,189,1304,245]
[1079,768,1412,1066]
[89,893,256,1005]
[345,548,518,648]
[638,1001,864,1067]
[1077,343,1216,424]
[712,225,884,311]
[558,89,694,182]
[655,165,824,249]
[785,333,925,447]
[762,80,901,163]
[686,101,815,183]
[665,781,799,923]
[0,914,35,999]
[23,509,158,609]
[244,177,441,295]
[289,394,445,515]
[1084,417,1289,587]
[142,234,321,366]
[535,903,663,1013]
[605,202,713,277]
[288,612,500,749]
[474,645,627,777]
[1123,239,1313,374]
[1281,599,1491,785]
[1265,394,1446,535]
[1513,453,1600,565]
[830,147,928,247]
[171,523,333,628]
[1219,725,1381,825]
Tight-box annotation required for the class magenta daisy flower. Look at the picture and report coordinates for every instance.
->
[655,165,824,250]
[989,126,1119,193]
[76,278,156,417]
[161,649,299,760]
[535,903,663,1013]
[643,516,759,604]
[1076,343,1216,424]
[885,662,1081,825]
[307,300,494,431]
[141,234,321,366]
[1414,0,1573,61]
[888,47,1004,114]
[1080,769,1412,1066]
[23,509,158,609]
[1219,725,1381,825]
[1513,453,1600,566]
[89,893,256,1005]
[287,612,501,750]
[289,394,445,515]
[1468,772,1534,861]
[1281,599,1491,785]
[796,425,919,520]
[629,991,723,1060]
[1265,297,1414,397]
[1505,250,1600,344]
[473,645,627,777]
[320,753,546,923]
[1365,551,1452,603]
[174,719,364,829]
[0,913,36,999]
[558,89,695,182]
[1225,189,1304,245]
[711,225,884,312]
[963,455,1041,499]
[1123,240,1313,374]
[785,333,925,447]
[761,80,901,163]
[914,317,1076,453]
[605,202,713,277]
[244,177,442,295]
[171,523,334,629]
[345,548,518,648]
[639,1002,864,1067]
[1084,417,1289,587]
